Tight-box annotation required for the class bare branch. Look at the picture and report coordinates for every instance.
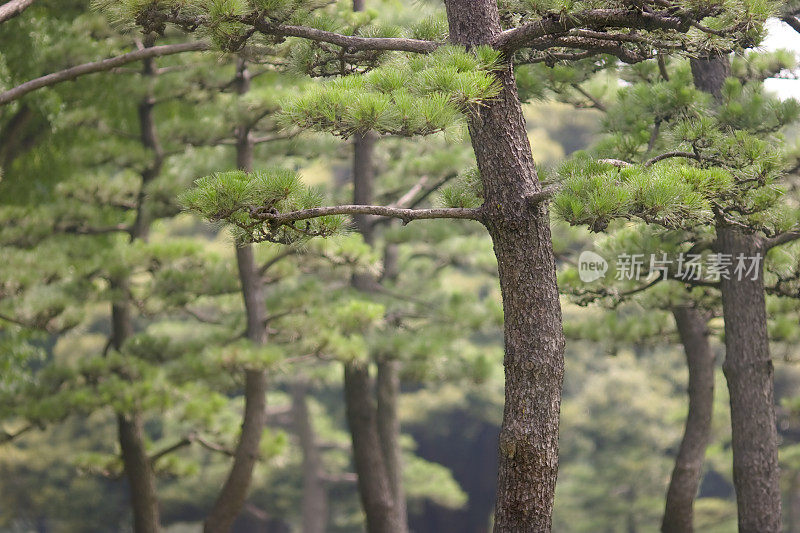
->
[763,230,800,251]
[782,16,800,34]
[1,424,34,443]
[149,437,192,464]
[0,0,36,24]
[249,204,483,226]
[570,82,606,112]
[0,41,210,105]
[494,9,688,53]
[644,151,702,167]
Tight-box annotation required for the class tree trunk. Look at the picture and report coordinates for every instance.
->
[443,1,565,530]
[717,227,781,532]
[204,57,270,533]
[111,279,160,533]
[691,54,781,532]
[291,381,329,533]
[377,359,407,533]
[344,361,402,533]
[110,56,166,532]
[662,306,715,533]
[118,412,161,533]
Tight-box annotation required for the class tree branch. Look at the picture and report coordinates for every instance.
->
[763,230,800,251]
[0,0,36,24]
[0,41,210,105]
[249,204,483,226]
[149,437,192,465]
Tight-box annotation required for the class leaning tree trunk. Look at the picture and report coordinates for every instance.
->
[691,55,782,532]
[204,57,269,533]
[662,306,715,533]
[443,1,566,530]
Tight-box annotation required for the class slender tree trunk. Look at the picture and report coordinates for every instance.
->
[118,412,161,533]
[443,1,565,530]
[344,361,402,533]
[204,57,269,533]
[377,359,407,533]
[662,306,715,533]
[717,227,781,532]
[111,280,160,533]
[292,381,329,533]
[111,50,165,533]
[691,54,782,532]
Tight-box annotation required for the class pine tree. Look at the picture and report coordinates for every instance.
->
[107,0,771,528]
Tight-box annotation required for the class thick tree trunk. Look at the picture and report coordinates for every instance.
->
[691,54,781,532]
[291,381,329,533]
[662,306,715,533]
[443,1,565,530]
[204,58,269,533]
[717,227,781,532]
[344,361,402,533]
[377,359,407,533]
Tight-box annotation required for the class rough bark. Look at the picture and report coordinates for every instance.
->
[691,54,782,532]
[689,56,731,102]
[291,381,329,533]
[377,359,407,533]
[344,361,402,533]
[443,1,566,531]
[0,0,36,24]
[204,58,269,533]
[717,227,781,532]
[662,306,715,533]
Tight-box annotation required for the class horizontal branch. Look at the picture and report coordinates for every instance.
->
[250,204,483,225]
[0,0,36,24]
[0,41,210,105]
[261,22,439,53]
[494,8,687,53]
[763,230,800,251]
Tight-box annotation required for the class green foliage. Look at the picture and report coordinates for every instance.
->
[282,45,502,138]
[180,168,346,244]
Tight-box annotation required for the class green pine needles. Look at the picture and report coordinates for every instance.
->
[180,168,346,244]
[281,45,503,138]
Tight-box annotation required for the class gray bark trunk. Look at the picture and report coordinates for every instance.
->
[377,359,407,532]
[204,57,269,533]
[662,306,715,533]
[691,54,782,532]
[344,361,402,533]
[292,381,329,533]
[717,227,781,532]
[444,1,565,530]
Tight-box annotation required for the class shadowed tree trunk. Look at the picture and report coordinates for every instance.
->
[204,57,269,533]
[691,54,782,532]
[662,306,715,533]
[292,381,329,533]
[344,128,404,532]
[345,361,402,533]
[377,358,407,531]
[443,1,566,530]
